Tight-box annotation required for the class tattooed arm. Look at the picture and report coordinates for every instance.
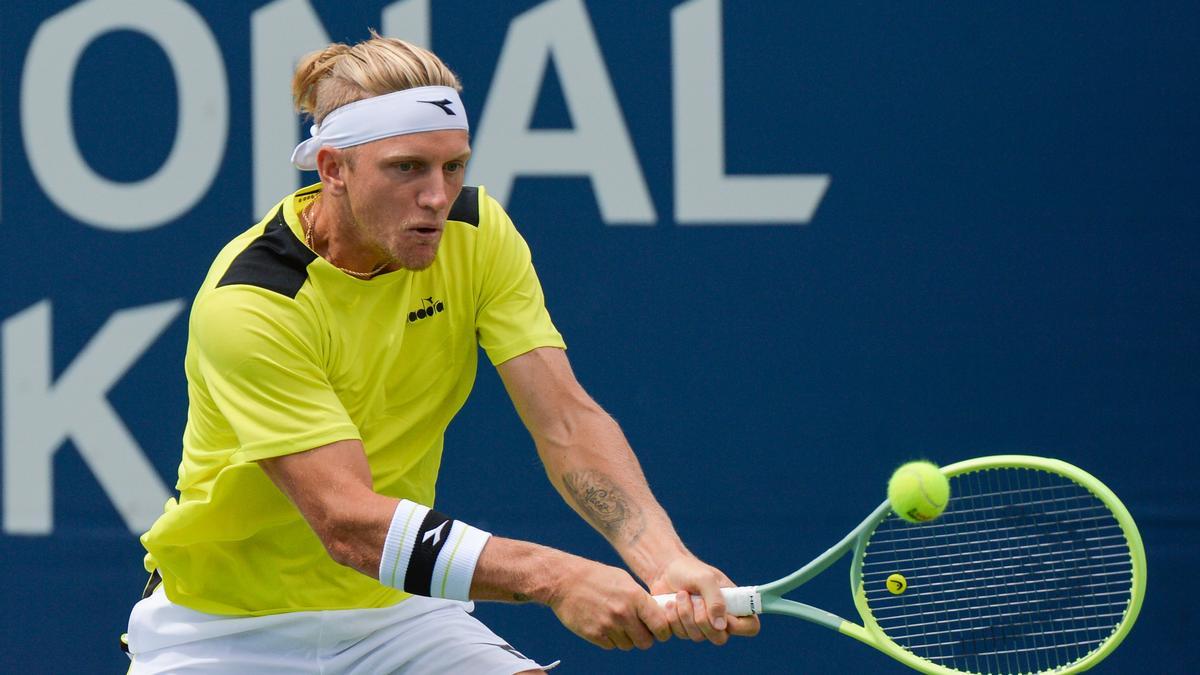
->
[496,347,759,644]
[496,347,681,576]
[560,471,646,544]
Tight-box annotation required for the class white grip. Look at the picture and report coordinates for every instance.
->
[652,586,761,616]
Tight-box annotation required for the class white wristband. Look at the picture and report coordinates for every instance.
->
[378,499,491,602]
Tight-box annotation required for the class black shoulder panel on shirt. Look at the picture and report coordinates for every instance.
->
[216,208,317,298]
[447,186,480,227]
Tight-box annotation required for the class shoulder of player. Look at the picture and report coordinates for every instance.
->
[189,282,321,367]
[193,276,317,329]
[446,185,482,228]
[208,206,316,299]
[446,185,516,232]
[191,210,322,343]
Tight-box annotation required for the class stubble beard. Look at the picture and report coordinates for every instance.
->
[381,226,441,271]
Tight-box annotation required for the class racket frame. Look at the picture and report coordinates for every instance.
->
[750,455,1147,674]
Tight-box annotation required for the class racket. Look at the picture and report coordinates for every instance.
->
[654,455,1146,674]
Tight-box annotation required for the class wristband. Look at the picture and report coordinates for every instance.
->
[378,499,491,602]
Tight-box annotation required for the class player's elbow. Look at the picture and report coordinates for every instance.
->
[306,503,374,571]
[322,532,360,569]
[314,515,368,570]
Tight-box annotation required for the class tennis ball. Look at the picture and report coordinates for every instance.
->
[886,573,907,595]
[888,461,950,523]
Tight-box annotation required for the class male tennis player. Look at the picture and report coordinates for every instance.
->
[123,34,757,673]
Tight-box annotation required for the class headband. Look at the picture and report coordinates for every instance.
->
[290,86,469,170]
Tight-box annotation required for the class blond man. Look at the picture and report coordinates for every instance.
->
[124,34,757,674]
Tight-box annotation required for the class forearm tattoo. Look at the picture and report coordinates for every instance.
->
[562,470,645,544]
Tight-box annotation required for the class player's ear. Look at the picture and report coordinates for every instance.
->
[316,146,350,195]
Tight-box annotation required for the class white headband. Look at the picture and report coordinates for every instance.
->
[290,85,469,170]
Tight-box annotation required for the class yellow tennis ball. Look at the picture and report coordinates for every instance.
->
[886,573,907,595]
[888,461,950,523]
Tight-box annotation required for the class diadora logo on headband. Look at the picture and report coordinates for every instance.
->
[418,99,456,116]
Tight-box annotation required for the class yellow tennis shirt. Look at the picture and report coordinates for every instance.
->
[140,184,565,616]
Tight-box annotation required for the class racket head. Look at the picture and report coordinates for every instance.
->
[849,455,1146,675]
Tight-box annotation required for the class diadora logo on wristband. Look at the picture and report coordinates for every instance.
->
[408,297,444,323]
[422,521,448,546]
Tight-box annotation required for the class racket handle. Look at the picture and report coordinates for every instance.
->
[652,586,762,616]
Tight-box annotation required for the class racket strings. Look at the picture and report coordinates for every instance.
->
[864,539,1130,576]
[864,528,1126,562]
[859,468,1135,675]
[867,584,1132,616]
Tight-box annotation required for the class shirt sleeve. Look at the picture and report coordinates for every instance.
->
[190,286,361,463]
[473,188,567,365]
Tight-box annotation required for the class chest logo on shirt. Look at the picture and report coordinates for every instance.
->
[408,297,445,323]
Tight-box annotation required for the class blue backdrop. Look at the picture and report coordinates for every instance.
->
[1,1,1196,672]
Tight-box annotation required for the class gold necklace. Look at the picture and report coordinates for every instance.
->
[302,198,389,280]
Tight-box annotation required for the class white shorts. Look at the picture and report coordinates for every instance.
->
[126,588,559,674]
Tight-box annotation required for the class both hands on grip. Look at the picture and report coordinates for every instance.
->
[547,554,760,651]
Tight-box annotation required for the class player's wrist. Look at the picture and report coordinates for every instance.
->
[467,537,583,606]
[533,548,593,608]
[629,541,693,588]
[377,499,491,602]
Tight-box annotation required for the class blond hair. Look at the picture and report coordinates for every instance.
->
[292,31,462,124]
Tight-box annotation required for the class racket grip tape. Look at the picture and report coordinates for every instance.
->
[651,586,761,616]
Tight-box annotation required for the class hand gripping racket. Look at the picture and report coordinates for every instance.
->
[654,455,1146,674]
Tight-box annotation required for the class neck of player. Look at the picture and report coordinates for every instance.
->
[305,197,396,278]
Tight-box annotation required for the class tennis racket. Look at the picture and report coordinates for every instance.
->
[654,455,1146,674]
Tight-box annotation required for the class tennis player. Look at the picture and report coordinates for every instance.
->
[123,34,758,673]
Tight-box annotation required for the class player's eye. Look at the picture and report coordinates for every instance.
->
[394,161,416,172]
[445,161,464,173]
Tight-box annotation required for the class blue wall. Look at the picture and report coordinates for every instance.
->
[1,1,1196,672]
